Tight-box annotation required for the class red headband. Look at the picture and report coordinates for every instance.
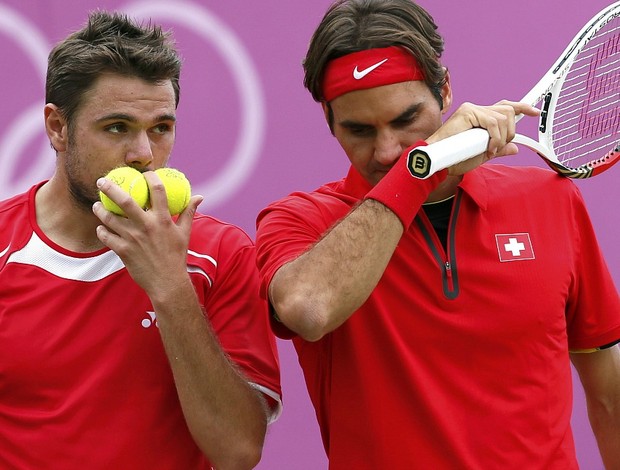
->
[321,46,425,102]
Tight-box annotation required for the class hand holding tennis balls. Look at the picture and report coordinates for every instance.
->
[154,168,192,216]
[99,167,149,216]
[100,167,192,216]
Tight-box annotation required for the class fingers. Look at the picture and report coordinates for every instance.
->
[486,100,540,157]
[178,194,204,221]
[141,171,168,215]
[93,171,200,244]
[431,99,539,177]
[485,104,515,158]
[97,170,202,219]
[439,100,535,158]
[499,99,541,118]
[96,176,146,218]
[142,172,203,233]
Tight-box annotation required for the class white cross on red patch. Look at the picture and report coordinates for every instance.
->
[495,233,535,262]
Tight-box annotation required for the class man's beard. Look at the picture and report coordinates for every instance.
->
[64,148,100,213]
[67,179,98,212]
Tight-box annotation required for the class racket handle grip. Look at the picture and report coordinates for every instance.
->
[406,128,489,179]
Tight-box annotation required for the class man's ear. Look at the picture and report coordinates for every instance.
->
[321,101,329,122]
[321,101,335,135]
[440,69,453,115]
[44,104,68,152]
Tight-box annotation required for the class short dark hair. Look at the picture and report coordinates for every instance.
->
[303,0,446,103]
[46,10,182,127]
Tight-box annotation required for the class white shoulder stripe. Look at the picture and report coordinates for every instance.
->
[187,265,213,287]
[0,243,10,258]
[187,249,217,267]
[6,233,218,285]
[6,232,125,282]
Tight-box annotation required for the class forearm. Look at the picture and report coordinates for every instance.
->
[270,152,447,341]
[571,346,620,470]
[588,402,620,470]
[153,279,268,470]
[584,359,620,469]
[271,198,403,340]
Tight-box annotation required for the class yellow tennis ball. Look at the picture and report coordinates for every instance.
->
[99,167,148,216]
[154,168,192,215]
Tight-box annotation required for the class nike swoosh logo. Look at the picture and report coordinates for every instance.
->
[353,58,389,80]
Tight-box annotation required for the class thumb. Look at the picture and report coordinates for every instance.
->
[176,195,203,227]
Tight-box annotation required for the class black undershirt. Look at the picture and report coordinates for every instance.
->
[421,197,454,250]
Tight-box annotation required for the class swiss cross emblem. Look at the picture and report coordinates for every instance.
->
[495,233,535,262]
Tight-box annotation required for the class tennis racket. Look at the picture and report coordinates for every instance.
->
[407,2,620,179]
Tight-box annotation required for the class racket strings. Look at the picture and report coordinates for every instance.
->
[554,39,620,124]
[554,57,620,119]
[551,16,620,168]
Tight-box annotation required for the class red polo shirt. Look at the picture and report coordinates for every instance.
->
[256,163,620,469]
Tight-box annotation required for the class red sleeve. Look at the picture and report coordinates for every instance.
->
[255,191,351,339]
[565,184,620,350]
[191,220,282,418]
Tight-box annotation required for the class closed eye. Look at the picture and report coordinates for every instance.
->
[391,116,416,129]
[390,104,422,129]
[338,120,376,138]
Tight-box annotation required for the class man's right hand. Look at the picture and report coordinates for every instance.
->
[426,100,540,175]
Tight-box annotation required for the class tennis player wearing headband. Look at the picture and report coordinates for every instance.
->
[256,1,620,468]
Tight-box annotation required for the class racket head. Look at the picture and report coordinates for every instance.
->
[528,2,620,178]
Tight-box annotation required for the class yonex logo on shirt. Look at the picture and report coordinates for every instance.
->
[142,311,158,328]
[495,233,535,262]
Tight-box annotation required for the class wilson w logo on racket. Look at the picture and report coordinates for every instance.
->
[408,2,620,179]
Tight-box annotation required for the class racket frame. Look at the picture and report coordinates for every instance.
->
[406,1,620,179]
